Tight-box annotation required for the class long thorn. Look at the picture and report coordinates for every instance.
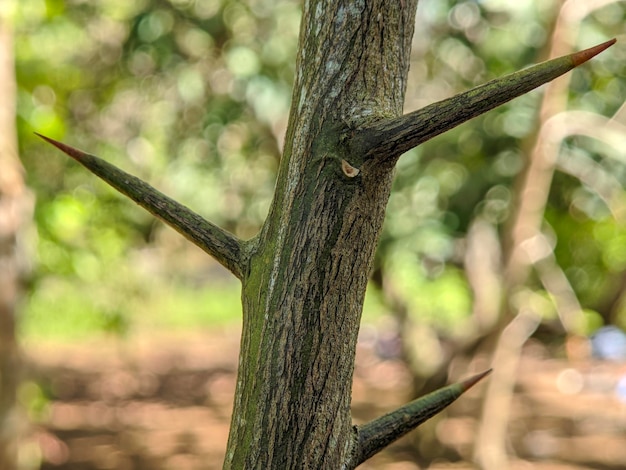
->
[351,39,617,164]
[353,369,492,466]
[36,133,246,279]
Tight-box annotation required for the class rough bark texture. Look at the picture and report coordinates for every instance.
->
[223,2,418,468]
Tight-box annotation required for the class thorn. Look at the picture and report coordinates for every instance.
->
[460,368,492,392]
[570,38,616,67]
[35,133,88,161]
[353,367,493,466]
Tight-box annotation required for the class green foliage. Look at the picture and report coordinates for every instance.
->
[379,0,626,336]
[16,0,299,339]
[17,381,50,423]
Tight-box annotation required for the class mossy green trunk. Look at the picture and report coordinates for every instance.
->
[224,1,418,467]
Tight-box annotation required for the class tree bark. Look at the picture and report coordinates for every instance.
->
[224,2,418,467]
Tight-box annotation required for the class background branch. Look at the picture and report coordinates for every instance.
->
[474,4,619,465]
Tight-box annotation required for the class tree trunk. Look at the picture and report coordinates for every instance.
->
[37,1,615,467]
[224,3,418,467]
[0,4,31,467]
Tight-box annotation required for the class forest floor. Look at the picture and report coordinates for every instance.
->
[19,326,626,470]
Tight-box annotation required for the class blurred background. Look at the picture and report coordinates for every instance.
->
[2,0,626,468]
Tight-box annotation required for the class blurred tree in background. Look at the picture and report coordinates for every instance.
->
[11,0,626,467]
[1,1,33,467]
[368,1,626,466]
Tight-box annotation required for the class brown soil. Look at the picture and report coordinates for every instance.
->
[20,328,626,469]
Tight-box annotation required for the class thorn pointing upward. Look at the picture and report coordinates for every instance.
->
[461,368,493,392]
[353,368,492,466]
[351,38,617,164]
[570,38,616,66]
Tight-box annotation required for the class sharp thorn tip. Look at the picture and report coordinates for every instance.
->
[571,38,616,66]
[460,368,492,391]
[36,134,89,161]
